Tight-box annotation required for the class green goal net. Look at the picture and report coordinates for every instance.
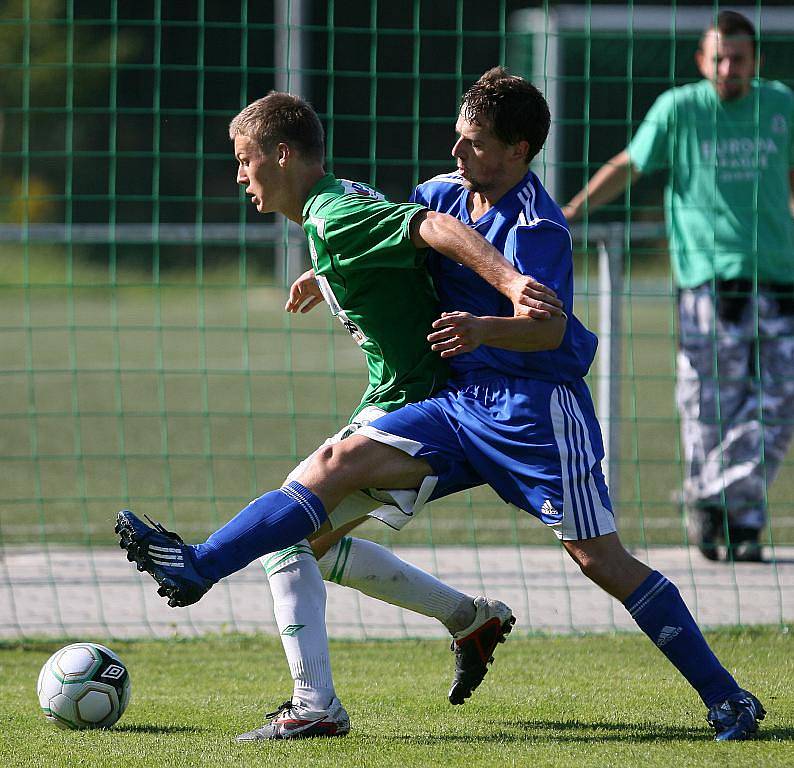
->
[1,1,791,639]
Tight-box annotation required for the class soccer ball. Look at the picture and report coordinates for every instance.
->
[36,642,131,729]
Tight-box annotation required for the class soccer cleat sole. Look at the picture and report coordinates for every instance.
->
[236,698,351,741]
[115,512,194,608]
[237,722,349,741]
[448,614,516,705]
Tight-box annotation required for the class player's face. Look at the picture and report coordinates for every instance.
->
[451,114,524,195]
[696,31,755,102]
[234,135,282,214]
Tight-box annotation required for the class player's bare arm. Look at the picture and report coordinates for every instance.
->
[285,268,325,313]
[427,310,566,358]
[562,150,641,222]
[410,209,564,320]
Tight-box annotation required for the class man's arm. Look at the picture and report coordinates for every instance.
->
[410,209,563,320]
[562,150,642,223]
[427,311,566,358]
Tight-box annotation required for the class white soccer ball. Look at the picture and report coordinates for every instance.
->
[37,642,131,730]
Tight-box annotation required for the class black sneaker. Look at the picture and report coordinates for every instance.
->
[707,689,765,741]
[115,509,213,607]
[448,597,515,705]
[687,505,723,561]
[727,527,764,563]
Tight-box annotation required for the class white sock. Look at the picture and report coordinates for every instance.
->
[317,537,475,633]
[262,542,335,710]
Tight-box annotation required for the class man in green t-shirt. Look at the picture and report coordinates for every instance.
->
[563,11,794,562]
[225,90,561,736]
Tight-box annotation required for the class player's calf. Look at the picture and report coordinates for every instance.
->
[115,510,213,607]
[448,596,515,705]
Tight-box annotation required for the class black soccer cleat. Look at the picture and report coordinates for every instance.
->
[687,505,723,561]
[727,527,765,563]
[448,596,515,705]
[707,689,766,741]
[115,509,213,607]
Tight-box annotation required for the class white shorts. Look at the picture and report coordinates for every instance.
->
[285,405,437,531]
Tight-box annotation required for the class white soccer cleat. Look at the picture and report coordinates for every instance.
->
[236,697,351,741]
[448,596,515,705]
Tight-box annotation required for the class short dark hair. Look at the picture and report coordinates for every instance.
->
[229,91,325,163]
[461,67,551,163]
[704,10,757,55]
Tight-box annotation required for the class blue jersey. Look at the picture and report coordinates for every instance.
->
[411,170,597,383]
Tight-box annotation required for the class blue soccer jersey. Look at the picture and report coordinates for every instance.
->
[358,168,615,541]
[411,170,598,383]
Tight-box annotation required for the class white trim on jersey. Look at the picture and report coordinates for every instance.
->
[339,179,386,201]
[516,179,538,222]
[424,171,466,185]
[550,385,615,541]
[517,210,574,251]
[515,178,574,251]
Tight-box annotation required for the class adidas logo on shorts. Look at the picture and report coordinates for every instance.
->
[541,499,558,517]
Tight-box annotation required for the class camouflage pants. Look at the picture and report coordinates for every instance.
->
[676,282,794,529]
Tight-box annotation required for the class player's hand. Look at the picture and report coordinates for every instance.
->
[507,275,564,319]
[428,312,486,358]
[285,269,324,313]
[561,204,579,223]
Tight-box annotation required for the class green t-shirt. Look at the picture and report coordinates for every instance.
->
[302,173,448,419]
[627,79,794,288]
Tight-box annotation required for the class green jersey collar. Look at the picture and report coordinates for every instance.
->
[302,173,337,220]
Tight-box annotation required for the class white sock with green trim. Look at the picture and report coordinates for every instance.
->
[261,542,335,710]
[317,537,475,633]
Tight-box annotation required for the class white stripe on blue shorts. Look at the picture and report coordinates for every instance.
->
[550,385,615,541]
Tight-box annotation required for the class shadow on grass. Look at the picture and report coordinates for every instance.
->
[114,723,207,734]
[392,719,793,744]
[759,727,794,742]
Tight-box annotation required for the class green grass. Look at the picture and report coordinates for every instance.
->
[1,249,793,550]
[2,629,792,767]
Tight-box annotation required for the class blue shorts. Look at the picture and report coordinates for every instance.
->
[357,375,616,541]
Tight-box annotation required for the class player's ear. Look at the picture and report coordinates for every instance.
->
[277,142,290,167]
[513,140,530,163]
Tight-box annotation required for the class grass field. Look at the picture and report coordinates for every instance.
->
[1,629,792,768]
[2,248,793,552]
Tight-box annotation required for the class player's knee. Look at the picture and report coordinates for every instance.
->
[309,441,363,488]
[570,547,599,580]
[564,537,613,582]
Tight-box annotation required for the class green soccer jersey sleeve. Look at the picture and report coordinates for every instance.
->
[627,90,674,173]
[321,194,428,271]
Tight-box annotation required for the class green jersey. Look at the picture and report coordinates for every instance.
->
[627,79,794,288]
[302,173,448,419]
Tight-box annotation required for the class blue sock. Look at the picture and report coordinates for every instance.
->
[190,481,326,583]
[623,571,740,707]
